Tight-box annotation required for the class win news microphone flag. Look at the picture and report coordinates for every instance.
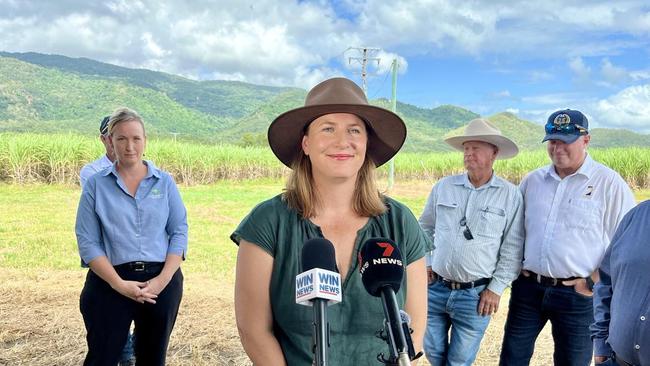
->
[359,237,415,366]
[295,238,341,366]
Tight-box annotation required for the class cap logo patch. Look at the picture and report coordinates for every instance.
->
[553,113,571,127]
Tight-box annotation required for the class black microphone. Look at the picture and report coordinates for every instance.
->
[295,238,341,366]
[358,237,411,366]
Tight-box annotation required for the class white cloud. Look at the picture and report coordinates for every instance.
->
[493,90,511,98]
[600,58,631,85]
[569,57,591,79]
[505,108,519,114]
[594,84,650,132]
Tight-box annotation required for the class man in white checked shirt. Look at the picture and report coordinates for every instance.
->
[419,118,525,366]
[499,109,636,366]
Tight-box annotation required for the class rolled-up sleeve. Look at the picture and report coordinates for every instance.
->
[488,189,524,295]
[165,177,188,258]
[418,183,439,267]
[75,179,106,266]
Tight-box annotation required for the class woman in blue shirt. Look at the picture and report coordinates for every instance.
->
[75,107,188,366]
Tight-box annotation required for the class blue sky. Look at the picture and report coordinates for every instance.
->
[1,0,649,132]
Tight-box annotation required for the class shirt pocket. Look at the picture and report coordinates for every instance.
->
[435,201,459,231]
[563,199,600,231]
[475,205,506,239]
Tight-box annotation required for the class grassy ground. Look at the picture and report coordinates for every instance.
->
[1,181,646,365]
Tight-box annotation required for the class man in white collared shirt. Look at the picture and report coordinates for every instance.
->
[499,109,636,366]
[80,116,115,188]
[419,119,525,366]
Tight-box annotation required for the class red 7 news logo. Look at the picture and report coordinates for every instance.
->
[377,242,394,257]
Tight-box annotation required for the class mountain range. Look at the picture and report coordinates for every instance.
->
[1,51,648,151]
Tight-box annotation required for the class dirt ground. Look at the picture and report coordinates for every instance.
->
[0,267,562,365]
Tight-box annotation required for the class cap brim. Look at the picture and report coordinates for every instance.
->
[542,133,580,144]
[268,104,406,168]
[444,134,519,159]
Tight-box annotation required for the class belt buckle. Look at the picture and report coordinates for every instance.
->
[133,261,146,271]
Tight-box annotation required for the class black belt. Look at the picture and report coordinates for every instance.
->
[434,272,490,290]
[114,261,164,272]
[521,271,580,287]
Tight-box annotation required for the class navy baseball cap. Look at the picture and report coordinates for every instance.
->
[542,109,589,144]
[99,116,110,136]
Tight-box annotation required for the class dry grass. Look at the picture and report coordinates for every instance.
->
[0,266,559,365]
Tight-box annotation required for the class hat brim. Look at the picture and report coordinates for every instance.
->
[268,104,407,168]
[542,133,580,144]
[444,134,519,159]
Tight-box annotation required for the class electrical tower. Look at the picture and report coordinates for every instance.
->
[348,47,381,94]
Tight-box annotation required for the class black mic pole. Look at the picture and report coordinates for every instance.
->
[380,286,411,366]
[313,298,329,366]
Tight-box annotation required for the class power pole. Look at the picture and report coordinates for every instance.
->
[348,47,381,94]
[387,59,399,191]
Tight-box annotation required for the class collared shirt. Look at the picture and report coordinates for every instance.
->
[520,154,635,278]
[76,160,188,266]
[79,154,113,188]
[231,195,429,366]
[419,173,524,295]
[591,200,650,365]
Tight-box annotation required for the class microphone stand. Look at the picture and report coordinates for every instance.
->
[312,299,329,366]
[379,286,410,366]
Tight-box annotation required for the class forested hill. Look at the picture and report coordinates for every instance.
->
[1,51,648,151]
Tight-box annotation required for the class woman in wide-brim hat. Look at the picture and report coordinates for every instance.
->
[231,77,429,365]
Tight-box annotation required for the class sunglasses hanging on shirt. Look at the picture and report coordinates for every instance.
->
[459,216,474,240]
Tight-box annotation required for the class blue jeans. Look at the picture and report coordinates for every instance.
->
[424,281,491,366]
[120,330,136,364]
[499,276,594,366]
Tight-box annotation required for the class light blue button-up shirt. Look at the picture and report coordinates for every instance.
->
[75,160,188,267]
[79,154,113,188]
[419,173,524,295]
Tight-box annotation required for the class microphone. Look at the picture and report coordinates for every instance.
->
[358,237,411,366]
[295,238,342,366]
[399,310,423,361]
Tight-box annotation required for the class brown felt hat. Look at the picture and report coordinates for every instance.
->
[267,77,407,168]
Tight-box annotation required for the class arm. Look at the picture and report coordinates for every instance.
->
[591,248,613,361]
[235,240,286,365]
[590,208,634,361]
[603,177,636,242]
[418,183,438,283]
[404,257,427,364]
[480,189,525,315]
[165,176,188,259]
[141,254,183,297]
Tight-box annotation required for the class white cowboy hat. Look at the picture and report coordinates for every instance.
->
[444,118,519,159]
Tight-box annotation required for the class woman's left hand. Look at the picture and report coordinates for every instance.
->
[140,275,169,297]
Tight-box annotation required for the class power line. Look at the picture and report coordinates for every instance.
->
[347,47,381,95]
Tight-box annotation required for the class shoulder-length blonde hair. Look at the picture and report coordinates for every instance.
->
[283,149,387,219]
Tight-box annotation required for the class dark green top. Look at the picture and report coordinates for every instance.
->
[231,194,429,366]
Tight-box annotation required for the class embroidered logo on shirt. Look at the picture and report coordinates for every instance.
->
[584,185,594,197]
[150,188,163,199]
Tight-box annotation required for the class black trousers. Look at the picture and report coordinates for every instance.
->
[80,264,183,366]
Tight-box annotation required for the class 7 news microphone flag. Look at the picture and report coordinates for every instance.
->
[359,237,421,366]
